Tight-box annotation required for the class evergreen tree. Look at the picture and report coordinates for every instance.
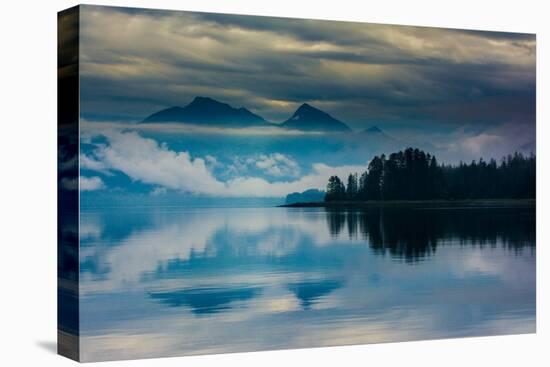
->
[325,175,346,201]
[365,156,384,200]
[346,173,358,199]
[358,171,369,200]
[323,148,535,202]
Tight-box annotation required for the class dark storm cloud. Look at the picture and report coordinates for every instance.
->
[193,11,390,46]
[78,5,536,133]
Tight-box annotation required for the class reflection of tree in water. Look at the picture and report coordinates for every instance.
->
[326,210,346,237]
[346,211,358,240]
[325,207,535,262]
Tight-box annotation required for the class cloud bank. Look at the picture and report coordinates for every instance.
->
[83,130,368,197]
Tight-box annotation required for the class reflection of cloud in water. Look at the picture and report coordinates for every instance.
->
[81,221,213,292]
[79,220,102,240]
[79,208,356,294]
[79,207,535,295]
[78,206,535,361]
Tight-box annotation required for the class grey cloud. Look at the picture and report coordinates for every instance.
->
[78,5,536,136]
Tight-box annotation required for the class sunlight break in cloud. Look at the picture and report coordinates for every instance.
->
[84,131,368,197]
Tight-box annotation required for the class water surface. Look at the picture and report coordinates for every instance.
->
[79,205,535,361]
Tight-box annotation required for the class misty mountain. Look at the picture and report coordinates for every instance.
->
[285,189,325,204]
[361,125,400,144]
[143,97,353,133]
[281,103,351,132]
[142,97,269,127]
[362,126,384,134]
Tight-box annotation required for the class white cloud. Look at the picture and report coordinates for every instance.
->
[80,176,106,191]
[255,153,300,177]
[81,153,111,174]
[83,130,368,197]
[92,130,226,195]
[224,162,366,197]
[204,155,221,169]
[225,157,250,176]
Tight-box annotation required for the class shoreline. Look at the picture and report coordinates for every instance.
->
[279,199,536,208]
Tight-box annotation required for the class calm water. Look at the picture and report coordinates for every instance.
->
[78,205,536,361]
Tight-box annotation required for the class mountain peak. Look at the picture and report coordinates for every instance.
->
[296,103,314,111]
[142,97,352,132]
[293,103,325,117]
[283,103,351,132]
[193,96,212,102]
[190,96,221,105]
[358,126,400,150]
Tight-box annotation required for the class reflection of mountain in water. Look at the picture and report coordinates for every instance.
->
[325,207,535,262]
[288,280,343,309]
[149,286,262,315]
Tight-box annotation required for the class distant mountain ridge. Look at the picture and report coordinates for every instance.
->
[142,97,352,132]
[363,126,383,134]
[358,125,401,150]
[142,96,268,127]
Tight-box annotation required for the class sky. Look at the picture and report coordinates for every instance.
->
[79,5,535,131]
[75,5,536,199]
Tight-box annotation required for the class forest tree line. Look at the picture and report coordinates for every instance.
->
[325,148,535,201]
